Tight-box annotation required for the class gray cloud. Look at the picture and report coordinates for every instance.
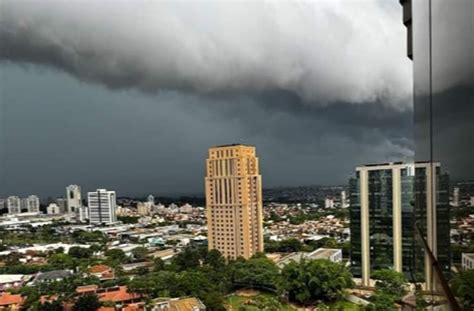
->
[1,64,412,198]
[0,0,411,107]
[0,1,414,197]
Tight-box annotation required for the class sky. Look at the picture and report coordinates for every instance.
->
[0,0,413,198]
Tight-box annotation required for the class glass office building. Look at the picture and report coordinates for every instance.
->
[350,162,449,287]
[400,0,472,308]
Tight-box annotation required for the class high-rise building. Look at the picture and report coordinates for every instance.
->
[137,202,152,216]
[47,203,61,215]
[56,198,67,214]
[147,195,155,204]
[452,187,460,207]
[7,196,21,214]
[0,199,5,210]
[340,190,348,208]
[20,198,29,212]
[88,189,117,225]
[78,206,89,222]
[350,162,450,289]
[27,195,40,213]
[205,144,264,259]
[324,198,334,209]
[400,0,472,303]
[66,185,82,214]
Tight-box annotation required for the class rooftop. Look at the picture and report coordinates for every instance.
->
[212,143,253,148]
[0,274,25,283]
[96,286,141,303]
[33,270,72,282]
[0,292,23,306]
[89,264,112,273]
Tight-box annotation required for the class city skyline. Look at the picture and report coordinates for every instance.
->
[0,0,412,197]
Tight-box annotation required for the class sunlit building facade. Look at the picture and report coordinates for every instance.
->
[7,196,21,215]
[205,144,264,259]
[88,189,117,225]
[27,195,40,213]
[66,185,82,214]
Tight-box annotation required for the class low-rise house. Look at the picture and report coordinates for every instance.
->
[76,285,142,305]
[122,304,145,311]
[0,292,24,310]
[0,275,31,291]
[30,270,73,285]
[121,262,152,273]
[462,253,474,270]
[152,297,206,311]
[307,248,342,263]
[149,248,176,261]
[88,264,115,281]
[97,286,142,304]
[277,248,342,268]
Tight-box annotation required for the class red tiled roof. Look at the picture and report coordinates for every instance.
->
[98,307,115,311]
[0,292,24,306]
[123,305,144,311]
[89,264,112,273]
[98,286,141,303]
[76,284,99,294]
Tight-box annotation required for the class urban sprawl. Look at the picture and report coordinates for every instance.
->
[0,145,473,310]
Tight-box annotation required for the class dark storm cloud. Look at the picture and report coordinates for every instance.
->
[0,65,412,197]
[0,1,413,197]
[0,0,411,107]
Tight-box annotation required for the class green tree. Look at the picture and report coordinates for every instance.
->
[104,249,127,262]
[73,294,101,311]
[201,291,226,311]
[128,276,153,297]
[171,247,201,271]
[372,269,408,300]
[451,269,474,310]
[279,259,352,304]
[368,292,396,311]
[69,247,93,259]
[131,247,149,261]
[414,284,427,311]
[253,295,284,311]
[278,238,303,252]
[48,253,75,269]
[204,249,226,270]
[230,256,279,289]
[153,258,165,271]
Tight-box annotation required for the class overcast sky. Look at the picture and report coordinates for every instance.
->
[0,0,412,198]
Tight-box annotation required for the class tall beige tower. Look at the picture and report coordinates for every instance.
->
[205,144,264,259]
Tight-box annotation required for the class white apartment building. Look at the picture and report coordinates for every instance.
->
[7,196,21,215]
[137,202,152,216]
[78,206,89,222]
[27,195,40,213]
[325,198,334,209]
[88,189,117,225]
[47,203,61,215]
[66,185,82,214]
[462,253,474,271]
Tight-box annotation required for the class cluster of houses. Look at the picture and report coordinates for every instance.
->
[0,264,205,311]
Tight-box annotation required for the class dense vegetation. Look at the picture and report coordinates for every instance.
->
[451,269,474,310]
[365,269,408,311]
[7,245,354,311]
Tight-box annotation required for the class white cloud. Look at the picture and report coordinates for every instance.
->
[0,0,412,107]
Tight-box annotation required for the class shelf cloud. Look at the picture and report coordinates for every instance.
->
[0,0,411,108]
